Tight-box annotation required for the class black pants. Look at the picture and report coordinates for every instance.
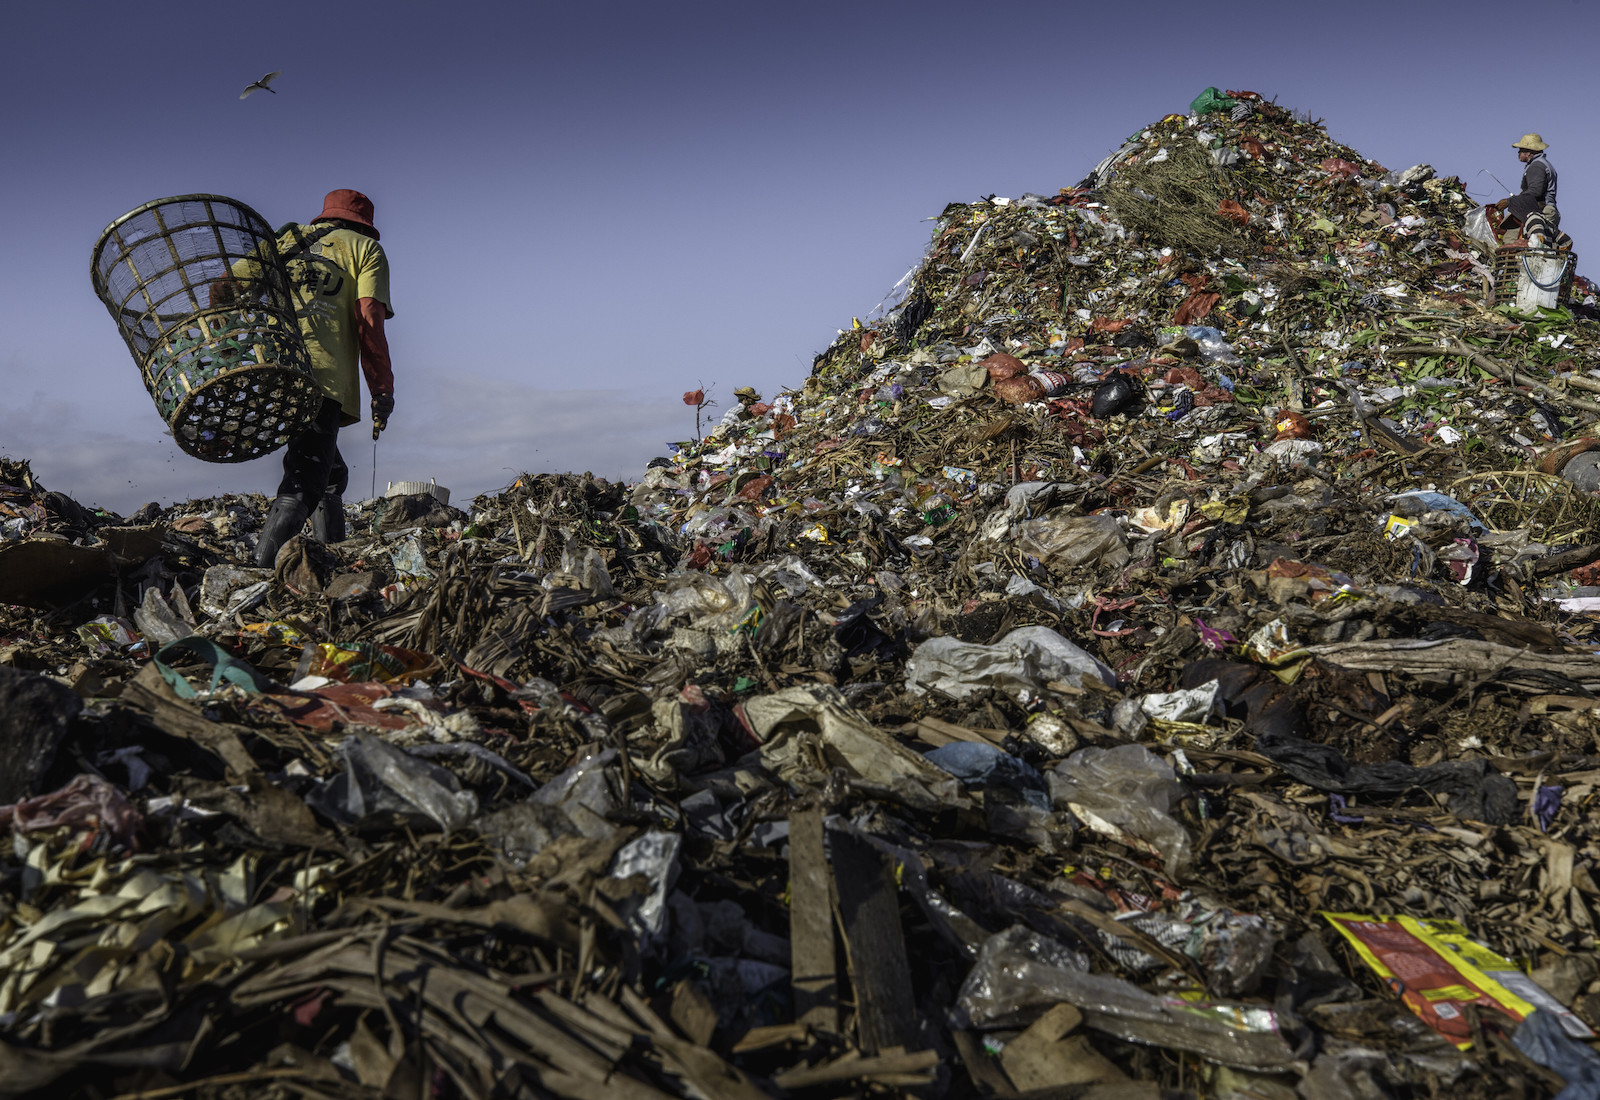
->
[276,397,349,511]
[1505,194,1548,226]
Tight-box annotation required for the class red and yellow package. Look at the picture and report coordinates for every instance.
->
[294,641,440,685]
[1322,913,1572,1048]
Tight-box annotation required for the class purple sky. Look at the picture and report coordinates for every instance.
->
[1,0,1594,513]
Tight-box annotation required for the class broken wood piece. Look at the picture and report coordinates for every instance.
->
[788,808,839,1034]
[830,827,918,1054]
[951,1029,1017,1097]
[668,978,718,1046]
[771,1048,940,1089]
[1531,542,1600,578]
[1000,1003,1125,1091]
[913,715,1010,747]
[730,1022,810,1053]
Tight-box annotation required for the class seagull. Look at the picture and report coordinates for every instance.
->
[240,71,282,99]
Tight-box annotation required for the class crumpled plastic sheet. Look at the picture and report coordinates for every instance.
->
[530,748,622,836]
[952,926,1295,1069]
[406,742,535,791]
[1121,904,1278,997]
[655,571,756,635]
[747,684,961,812]
[905,624,1115,701]
[0,774,141,850]
[610,829,681,954]
[1050,744,1192,877]
[1017,513,1130,571]
[307,733,478,833]
[1135,680,1221,724]
[1252,727,1521,825]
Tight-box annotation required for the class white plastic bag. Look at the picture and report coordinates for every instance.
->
[1463,206,1497,248]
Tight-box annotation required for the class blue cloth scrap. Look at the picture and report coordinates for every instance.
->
[1536,785,1565,832]
[1328,793,1364,825]
[924,741,1050,810]
[1513,1010,1600,1100]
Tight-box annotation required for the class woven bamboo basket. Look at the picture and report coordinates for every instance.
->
[91,195,322,462]
[1491,245,1577,310]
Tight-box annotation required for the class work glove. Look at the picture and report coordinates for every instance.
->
[371,391,395,429]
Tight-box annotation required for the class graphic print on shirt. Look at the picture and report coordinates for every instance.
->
[289,248,350,322]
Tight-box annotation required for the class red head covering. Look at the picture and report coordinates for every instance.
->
[313,189,379,240]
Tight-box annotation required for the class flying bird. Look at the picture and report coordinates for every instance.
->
[239,71,282,99]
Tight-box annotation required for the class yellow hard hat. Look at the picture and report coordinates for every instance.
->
[1512,133,1549,152]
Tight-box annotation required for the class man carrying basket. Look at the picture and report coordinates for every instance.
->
[252,189,396,567]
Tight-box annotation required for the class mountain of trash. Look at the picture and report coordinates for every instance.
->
[7,88,1600,1099]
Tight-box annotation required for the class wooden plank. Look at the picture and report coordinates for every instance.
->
[668,978,718,1046]
[997,1003,1124,1091]
[729,1022,808,1053]
[652,1035,774,1100]
[787,808,838,1034]
[830,828,917,1054]
[914,716,1008,747]
[951,1029,1015,1097]
[773,1049,939,1089]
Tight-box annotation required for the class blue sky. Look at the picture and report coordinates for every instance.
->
[1,0,1594,512]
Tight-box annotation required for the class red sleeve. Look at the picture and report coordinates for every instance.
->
[357,297,394,395]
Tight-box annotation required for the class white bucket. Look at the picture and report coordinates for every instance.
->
[386,479,450,505]
[1515,252,1569,312]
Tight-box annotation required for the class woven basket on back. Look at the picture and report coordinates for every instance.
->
[92,195,322,463]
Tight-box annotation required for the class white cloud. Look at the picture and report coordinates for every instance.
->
[0,367,689,514]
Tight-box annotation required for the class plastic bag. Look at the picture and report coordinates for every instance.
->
[750,685,961,812]
[1017,513,1129,570]
[1463,206,1497,248]
[610,830,682,953]
[1513,1011,1600,1100]
[1185,325,1242,366]
[1007,625,1117,689]
[198,564,271,620]
[1092,374,1142,417]
[389,536,431,578]
[978,481,1078,542]
[560,538,616,598]
[294,640,438,685]
[1050,744,1192,876]
[134,586,194,648]
[906,626,1114,701]
[1188,87,1238,117]
[308,733,478,833]
[76,615,140,655]
[655,571,756,633]
[953,926,1294,1068]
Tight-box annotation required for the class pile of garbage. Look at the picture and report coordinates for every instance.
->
[7,89,1600,1099]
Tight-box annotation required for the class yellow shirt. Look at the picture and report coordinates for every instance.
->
[275,223,393,424]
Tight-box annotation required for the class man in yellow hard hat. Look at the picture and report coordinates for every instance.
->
[1493,134,1558,235]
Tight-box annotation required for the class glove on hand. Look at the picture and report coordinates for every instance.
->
[372,392,395,427]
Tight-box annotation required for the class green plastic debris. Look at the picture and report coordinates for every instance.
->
[1189,87,1237,116]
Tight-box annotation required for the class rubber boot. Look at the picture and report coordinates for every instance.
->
[311,493,346,544]
[254,495,309,568]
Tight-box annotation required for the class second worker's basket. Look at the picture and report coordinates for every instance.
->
[1491,245,1578,313]
[91,195,323,463]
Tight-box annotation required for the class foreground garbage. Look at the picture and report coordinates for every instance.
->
[6,90,1600,1099]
